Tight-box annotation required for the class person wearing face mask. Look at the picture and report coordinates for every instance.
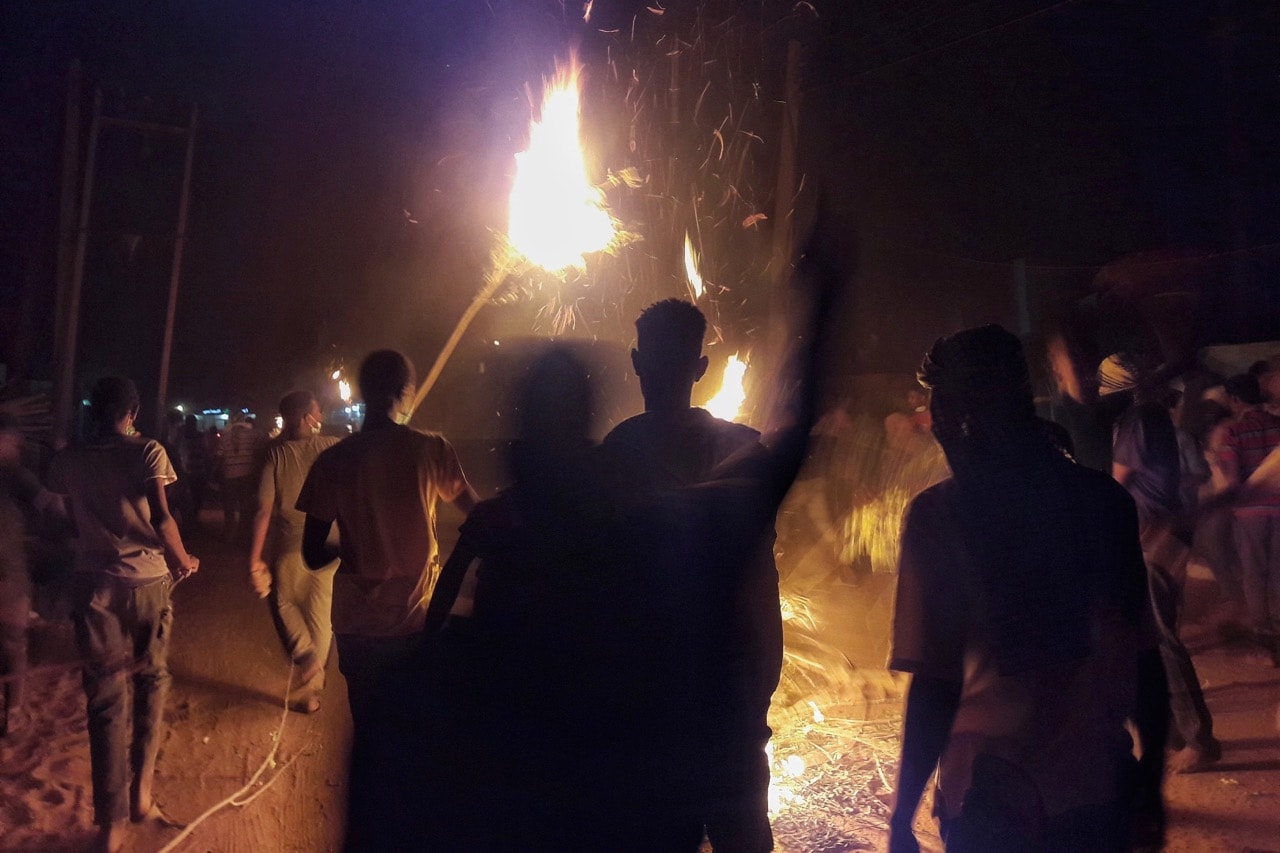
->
[247,390,339,713]
[296,350,476,730]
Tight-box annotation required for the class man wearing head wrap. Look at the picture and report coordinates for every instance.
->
[888,326,1169,853]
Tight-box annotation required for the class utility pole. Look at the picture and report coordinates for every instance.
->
[51,60,81,430]
[53,88,101,447]
[154,105,198,436]
[50,82,198,444]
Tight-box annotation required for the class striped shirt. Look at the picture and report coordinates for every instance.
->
[1220,408,1280,514]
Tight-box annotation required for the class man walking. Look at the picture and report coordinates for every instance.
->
[49,377,199,853]
[248,390,339,713]
[298,351,475,721]
[889,327,1168,853]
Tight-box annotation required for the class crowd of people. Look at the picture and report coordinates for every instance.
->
[1,262,1278,852]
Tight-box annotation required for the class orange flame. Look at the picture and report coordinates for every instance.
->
[705,354,747,421]
[507,55,616,272]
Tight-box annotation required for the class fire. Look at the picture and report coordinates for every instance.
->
[705,354,747,421]
[683,232,704,299]
[507,55,617,272]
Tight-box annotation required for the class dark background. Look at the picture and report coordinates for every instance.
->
[3,0,1278,430]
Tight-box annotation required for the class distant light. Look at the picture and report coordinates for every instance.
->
[242,407,249,414]
[81,398,90,407]
[338,379,352,403]
[493,340,500,347]
[331,369,341,380]
[274,415,283,430]
[175,404,184,413]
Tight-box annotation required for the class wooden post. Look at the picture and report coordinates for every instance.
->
[763,40,801,426]
[52,60,81,393]
[53,88,101,446]
[154,105,198,435]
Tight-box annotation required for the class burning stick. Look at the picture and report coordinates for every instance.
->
[410,53,620,415]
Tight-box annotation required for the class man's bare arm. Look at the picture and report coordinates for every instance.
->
[889,673,961,853]
[145,479,198,579]
[302,514,339,570]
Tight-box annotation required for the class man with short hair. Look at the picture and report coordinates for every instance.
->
[248,390,339,713]
[602,299,778,853]
[1220,373,1280,664]
[297,350,476,727]
[889,326,1168,853]
[49,377,199,853]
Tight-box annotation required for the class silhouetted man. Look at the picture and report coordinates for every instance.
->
[49,377,199,853]
[602,299,780,853]
[889,327,1168,853]
[298,350,476,726]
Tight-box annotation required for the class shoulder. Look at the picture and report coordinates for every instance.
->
[602,413,651,446]
[138,437,170,459]
[705,410,760,445]
[407,427,453,453]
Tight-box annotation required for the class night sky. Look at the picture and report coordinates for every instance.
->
[3,1,1278,424]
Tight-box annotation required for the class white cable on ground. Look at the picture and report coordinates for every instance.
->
[155,664,302,853]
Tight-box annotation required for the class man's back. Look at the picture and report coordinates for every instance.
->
[602,407,760,489]
[297,424,467,636]
[893,453,1152,821]
[49,436,175,580]
[219,422,261,480]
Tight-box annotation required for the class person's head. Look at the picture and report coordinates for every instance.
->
[917,325,1037,472]
[1261,354,1280,406]
[358,350,415,422]
[513,345,593,469]
[631,299,709,412]
[1224,373,1263,415]
[278,390,321,438]
[89,376,140,436]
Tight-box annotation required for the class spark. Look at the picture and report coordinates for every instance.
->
[683,232,704,299]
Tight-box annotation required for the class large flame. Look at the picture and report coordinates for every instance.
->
[683,232,704,299]
[507,56,616,272]
[705,354,747,421]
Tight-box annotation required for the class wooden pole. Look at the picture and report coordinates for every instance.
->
[51,61,82,445]
[155,105,198,435]
[763,40,801,427]
[54,88,101,446]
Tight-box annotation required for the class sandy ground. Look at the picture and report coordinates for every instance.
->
[2,514,1279,852]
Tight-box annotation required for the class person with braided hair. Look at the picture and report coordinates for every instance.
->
[888,326,1169,853]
